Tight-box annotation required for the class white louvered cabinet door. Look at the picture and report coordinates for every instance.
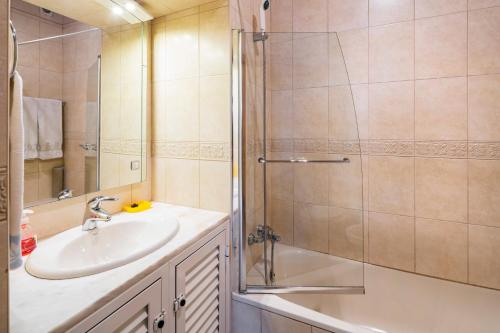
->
[88,279,164,333]
[174,232,227,333]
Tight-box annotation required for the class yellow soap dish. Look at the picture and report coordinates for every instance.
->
[123,200,152,213]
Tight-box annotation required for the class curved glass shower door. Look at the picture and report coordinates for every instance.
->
[235,31,365,293]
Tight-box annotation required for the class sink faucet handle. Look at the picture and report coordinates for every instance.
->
[88,196,119,209]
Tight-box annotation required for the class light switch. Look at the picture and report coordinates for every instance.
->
[130,160,140,170]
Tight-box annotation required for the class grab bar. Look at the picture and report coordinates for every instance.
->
[9,20,18,78]
[258,157,350,164]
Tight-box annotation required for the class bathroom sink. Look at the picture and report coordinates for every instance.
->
[25,209,179,279]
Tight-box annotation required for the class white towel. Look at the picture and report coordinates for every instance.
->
[37,98,63,160]
[9,71,24,269]
[23,96,38,159]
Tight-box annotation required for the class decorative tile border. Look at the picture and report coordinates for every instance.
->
[0,167,7,222]
[268,139,500,160]
[152,141,231,161]
[468,142,500,160]
[101,139,145,155]
[415,141,467,158]
[200,142,231,161]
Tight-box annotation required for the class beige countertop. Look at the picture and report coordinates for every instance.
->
[10,202,228,333]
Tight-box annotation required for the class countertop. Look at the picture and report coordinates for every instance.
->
[10,202,228,333]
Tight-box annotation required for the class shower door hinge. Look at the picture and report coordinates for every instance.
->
[253,32,268,42]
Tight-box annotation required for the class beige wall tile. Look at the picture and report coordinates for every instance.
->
[270,198,294,245]
[369,0,414,26]
[165,14,199,80]
[468,7,500,75]
[292,0,328,32]
[329,155,363,210]
[369,211,415,271]
[415,77,467,140]
[469,0,500,9]
[415,158,467,222]
[200,6,230,76]
[415,0,467,18]
[328,0,368,32]
[416,218,468,282]
[329,33,349,86]
[269,155,293,200]
[329,207,363,261]
[270,90,293,139]
[293,33,328,89]
[329,85,360,141]
[165,78,200,141]
[199,160,231,212]
[165,158,200,207]
[369,21,414,82]
[293,87,328,139]
[294,202,329,253]
[468,74,500,141]
[39,70,62,99]
[294,159,329,205]
[271,0,293,32]
[415,13,467,79]
[337,28,368,85]
[262,310,310,333]
[17,65,39,97]
[469,159,500,228]
[270,35,293,90]
[469,225,500,289]
[369,156,414,216]
[152,22,167,82]
[200,75,231,142]
[369,81,414,140]
[152,158,166,202]
[152,82,167,141]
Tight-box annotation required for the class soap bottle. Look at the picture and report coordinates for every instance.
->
[21,210,37,256]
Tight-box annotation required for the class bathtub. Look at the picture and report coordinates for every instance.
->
[236,244,500,333]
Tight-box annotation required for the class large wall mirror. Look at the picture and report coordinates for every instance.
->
[11,0,148,207]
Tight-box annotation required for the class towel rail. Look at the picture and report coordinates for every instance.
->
[9,20,18,78]
[257,157,350,164]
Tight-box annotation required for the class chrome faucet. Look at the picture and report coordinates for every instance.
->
[248,224,281,283]
[82,196,118,231]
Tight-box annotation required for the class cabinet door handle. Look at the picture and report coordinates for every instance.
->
[153,310,166,332]
[173,294,186,313]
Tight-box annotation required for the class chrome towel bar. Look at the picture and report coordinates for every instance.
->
[257,157,350,164]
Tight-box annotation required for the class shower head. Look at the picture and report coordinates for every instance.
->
[259,0,270,32]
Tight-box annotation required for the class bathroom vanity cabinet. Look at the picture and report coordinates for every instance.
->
[68,224,229,333]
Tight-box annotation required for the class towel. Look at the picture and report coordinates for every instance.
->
[23,96,38,159]
[9,71,24,269]
[37,98,63,160]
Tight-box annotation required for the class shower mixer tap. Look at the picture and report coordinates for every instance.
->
[248,224,280,245]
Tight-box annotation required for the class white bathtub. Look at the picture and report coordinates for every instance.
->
[237,244,500,333]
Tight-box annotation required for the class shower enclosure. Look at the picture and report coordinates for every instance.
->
[233,30,365,294]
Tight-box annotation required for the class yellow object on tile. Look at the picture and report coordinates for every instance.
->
[123,201,152,213]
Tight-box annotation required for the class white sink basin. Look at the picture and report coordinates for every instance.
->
[25,209,179,279]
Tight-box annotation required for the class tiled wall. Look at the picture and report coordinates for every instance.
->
[100,23,145,190]
[11,1,66,204]
[151,0,232,214]
[232,0,500,290]
[62,20,101,196]
[0,0,8,329]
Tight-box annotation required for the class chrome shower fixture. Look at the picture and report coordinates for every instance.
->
[259,0,271,32]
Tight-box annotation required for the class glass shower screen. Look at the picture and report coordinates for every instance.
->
[235,31,365,294]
